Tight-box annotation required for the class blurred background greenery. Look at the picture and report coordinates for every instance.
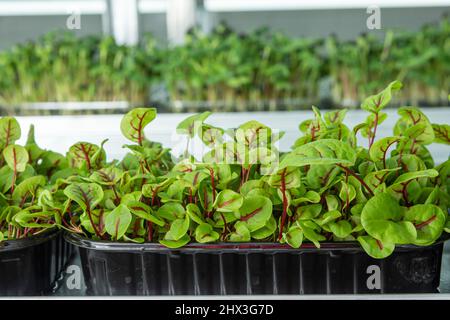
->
[0,1,448,115]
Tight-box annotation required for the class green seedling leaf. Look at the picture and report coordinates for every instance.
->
[404,204,446,245]
[213,189,243,212]
[157,202,185,221]
[195,223,220,243]
[361,192,416,244]
[235,120,272,148]
[186,203,204,225]
[159,234,191,248]
[90,167,123,186]
[229,221,251,242]
[292,190,321,205]
[315,210,341,226]
[302,223,326,248]
[394,107,434,145]
[284,225,303,248]
[268,167,301,189]
[0,117,21,147]
[329,220,353,238]
[251,215,277,240]
[324,109,347,126]
[63,183,104,211]
[238,195,272,232]
[369,137,401,165]
[199,124,224,147]
[176,111,211,138]
[127,201,165,226]
[280,139,356,168]
[361,80,402,113]
[296,204,322,220]
[165,215,190,241]
[390,169,439,187]
[67,142,102,171]
[105,204,132,240]
[3,145,29,172]
[12,175,46,203]
[120,107,157,145]
[432,124,450,145]
[357,235,395,259]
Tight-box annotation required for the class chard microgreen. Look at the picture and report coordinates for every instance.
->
[0,81,447,260]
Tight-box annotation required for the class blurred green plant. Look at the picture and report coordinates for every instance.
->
[0,16,448,113]
[0,32,161,109]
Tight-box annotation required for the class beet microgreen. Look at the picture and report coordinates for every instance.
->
[0,81,448,260]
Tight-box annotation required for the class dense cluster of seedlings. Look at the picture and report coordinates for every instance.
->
[0,81,449,258]
[0,17,448,111]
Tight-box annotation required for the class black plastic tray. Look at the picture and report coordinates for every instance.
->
[0,230,74,296]
[65,232,449,295]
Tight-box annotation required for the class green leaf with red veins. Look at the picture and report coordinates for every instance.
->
[238,195,272,232]
[280,139,356,168]
[213,189,243,213]
[90,166,123,186]
[404,204,446,246]
[361,80,402,113]
[164,214,190,241]
[182,170,208,191]
[364,168,400,191]
[301,222,326,248]
[357,235,395,259]
[329,220,353,238]
[3,145,29,172]
[283,225,303,248]
[229,221,251,242]
[292,190,321,206]
[127,201,165,226]
[159,234,191,248]
[120,107,157,145]
[394,107,434,145]
[0,117,21,147]
[361,192,417,244]
[268,166,301,189]
[156,202,185,221]
[12,175,46,203]
[198,124,224,147]
[198,181,214,212]
[64,183,104,212]
[324,109,347,126]
[296,204,322,220]
[390,169,439,187]
[104,204,132,240]
[239,180,264,196]
[186,203,204,225]
[432,124,450,145]
[67,142,100,170]
[251,215,277,240]
[314,210,341,226]
[369,136,402,165]
[339,181,356,210]
[305,164,340,190]
[176,111,211,138]
[195,223,220,243]
[235,120,272,149]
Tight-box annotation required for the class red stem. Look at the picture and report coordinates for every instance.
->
[277,168,288,241]
[337,164,374,197]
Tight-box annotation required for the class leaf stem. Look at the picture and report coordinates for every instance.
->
[277,168,288,241]
[336,164,374,197]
